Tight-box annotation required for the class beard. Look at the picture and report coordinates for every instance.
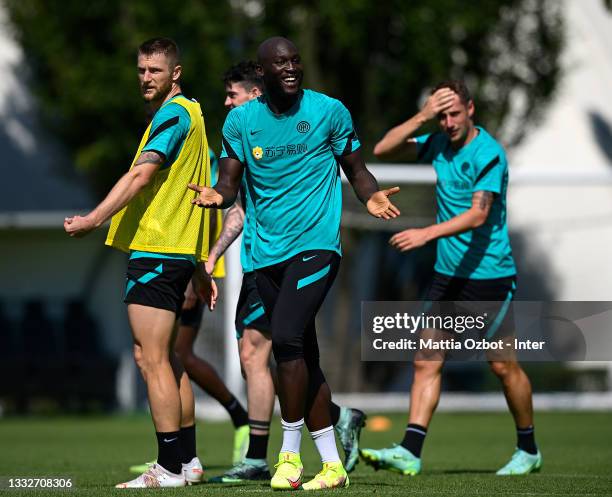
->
[141,80,173,103]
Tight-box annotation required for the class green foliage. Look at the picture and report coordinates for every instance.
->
[6,0,563,198]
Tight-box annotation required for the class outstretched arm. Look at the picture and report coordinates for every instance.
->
[189,157,244,209]
[390,190,494,251]
[64,151,162,237]
[338,149,400,220]
[373,88,455,160]
[205,202,245,274]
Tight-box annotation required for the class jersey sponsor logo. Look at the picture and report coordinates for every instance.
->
[250,129,262,135]
[252,146,264,160]
[263,144,308,158]
[296,121,310,133]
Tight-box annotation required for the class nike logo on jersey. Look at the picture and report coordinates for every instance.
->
[302,255,318,262]
[250,129,262,135]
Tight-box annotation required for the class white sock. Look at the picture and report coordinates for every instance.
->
[310,426,340,463]
[280,418,304,454]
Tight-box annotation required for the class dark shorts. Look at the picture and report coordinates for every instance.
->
[255,250,340,363]
[424,272,517,339]
[235,271,270,339]
[180,301,204,328]
[124,257,194,315]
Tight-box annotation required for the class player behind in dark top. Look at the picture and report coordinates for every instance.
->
[189,37,399,490]
[360,80,542,476]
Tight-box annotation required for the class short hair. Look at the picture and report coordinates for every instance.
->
[138,37,180,68]
[223,61,264,92]
[432,80,471,105]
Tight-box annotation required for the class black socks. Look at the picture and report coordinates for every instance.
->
[517,425,538,455]
[246,419,271,460]
[179,424,197,463]
[223,396,249,428]
[156,430,182,474]
[400,423,427,458]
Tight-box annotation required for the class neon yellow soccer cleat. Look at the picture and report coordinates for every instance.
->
[233,425,250,465]
[302,461,349,490]
[270,452,304,490]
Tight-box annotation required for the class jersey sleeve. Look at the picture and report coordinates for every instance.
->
[209,149,219,187]
[472,148,505,195]
[414,133,436,163]
[142,103,191,168]
[330,100,361,156]
[220,109,246,164]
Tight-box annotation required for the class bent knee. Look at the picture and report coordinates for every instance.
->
[174,345,195,368]
[137,349,170,375]
[413,359,443,377]
[240,345,269,373]
[271,333,302,362]
[489,360,518,378]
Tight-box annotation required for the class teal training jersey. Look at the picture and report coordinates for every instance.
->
[142,95,191,168]
[210,149,218,184]
[415,127,516,279]
[239,178,256,272]
[221,89,360,269]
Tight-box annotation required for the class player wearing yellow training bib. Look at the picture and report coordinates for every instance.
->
[64,38,216,489]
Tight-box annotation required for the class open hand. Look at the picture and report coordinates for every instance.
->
[366,187,401,219]
[390,227,431,252]
[188,183,223,208]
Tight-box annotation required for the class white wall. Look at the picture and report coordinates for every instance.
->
[508,0,612,300]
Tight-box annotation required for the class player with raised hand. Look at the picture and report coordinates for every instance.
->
[361,80,542,477]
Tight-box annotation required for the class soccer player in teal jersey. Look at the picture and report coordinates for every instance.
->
[204,62,368,483]
[189,37,399,490]
[360,80,542,477]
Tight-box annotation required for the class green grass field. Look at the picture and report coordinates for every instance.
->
[0,412,610,496]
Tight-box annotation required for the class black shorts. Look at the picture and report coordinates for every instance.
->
[235,271,270,339]
[180,301,204,328]
[424,272,517,339]
[124,257,194,315]
[255,250,340,363]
